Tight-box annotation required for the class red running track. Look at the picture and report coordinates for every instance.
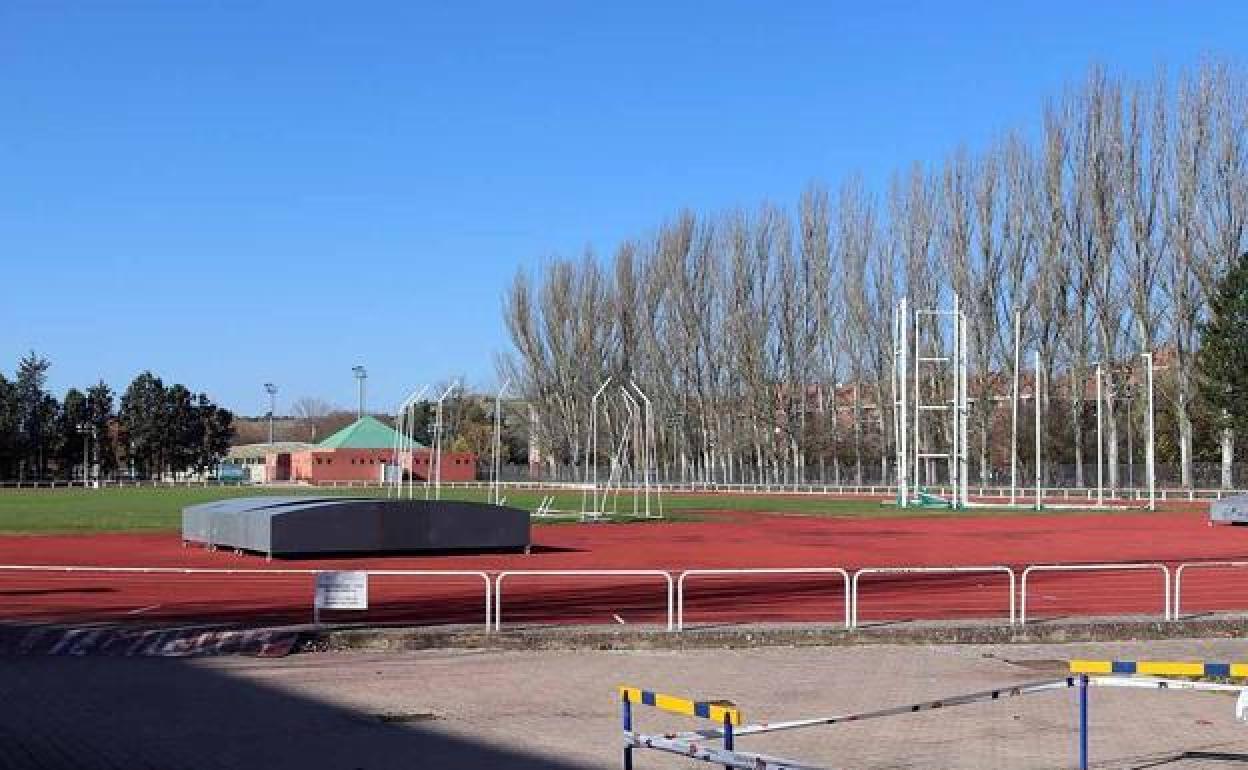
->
[2,508,1248,630]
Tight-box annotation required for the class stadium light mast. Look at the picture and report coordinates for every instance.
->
[264,383,277,445]
[352,366,367,419]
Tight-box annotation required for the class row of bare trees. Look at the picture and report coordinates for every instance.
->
[501,61,1248,489]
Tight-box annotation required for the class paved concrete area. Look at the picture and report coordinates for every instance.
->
[6,638,1248,768]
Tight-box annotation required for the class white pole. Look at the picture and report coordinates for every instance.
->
[1010,311,1020,506]
[1034,351,1042,511]
[1143,352,1156,511]
[492,379,511,505]
[912,304,921,497]
[1096,363,1104,507]
[899,298,908,506]
[949,296,959,508]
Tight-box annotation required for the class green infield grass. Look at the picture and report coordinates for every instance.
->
[0,484,1145,535]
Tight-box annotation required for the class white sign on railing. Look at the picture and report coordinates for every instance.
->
[315,571,368,612]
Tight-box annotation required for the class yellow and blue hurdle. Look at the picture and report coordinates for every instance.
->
[1068,661,1248,770]
[619,686,741,770]
[1071,659,1248,678]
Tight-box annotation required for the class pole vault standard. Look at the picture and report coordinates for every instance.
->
[582,378,612,516]
[389,385,428,499]
[629,380,662,519]
[491,379,511,505]
[427,381,458,501]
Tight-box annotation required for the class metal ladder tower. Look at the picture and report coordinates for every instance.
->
[895,294,969,509]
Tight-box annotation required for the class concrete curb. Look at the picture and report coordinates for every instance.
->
[297,616,1248,654]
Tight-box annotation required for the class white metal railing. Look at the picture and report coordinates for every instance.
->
[1020,563,1171,623]
[493,570,674,632]
[0,562,1219,632]
[676,568,851,631]
[1172,561,1248,618]
[850,567,1016,628]
[0,565,493,631]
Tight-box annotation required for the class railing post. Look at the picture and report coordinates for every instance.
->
[1079,674,1089,770]
[721,710,733,769]
[621,689,634,770]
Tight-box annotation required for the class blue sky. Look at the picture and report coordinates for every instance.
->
[1,1,1243,416]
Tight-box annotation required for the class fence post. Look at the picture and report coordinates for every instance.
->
[621,690,634,770]
[722,710,734,769]
[1079,674,1089,770]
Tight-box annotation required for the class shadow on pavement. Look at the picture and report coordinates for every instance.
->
[0,625,597,770]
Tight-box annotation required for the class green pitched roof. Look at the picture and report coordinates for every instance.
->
[318,416,420,450]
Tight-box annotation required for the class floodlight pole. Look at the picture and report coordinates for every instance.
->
[492,379,511,505]
[1095,363,1104,507]
[264,383,277,446]
[430,381,457,501]
[1034,351,1043,511]
[895,298,909,507]
[1010,312,1020,506]
[958,303,969,507]
[1142,352,1156,511]
[352,366,367,419]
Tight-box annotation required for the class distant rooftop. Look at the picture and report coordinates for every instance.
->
[227,442,315,459]
[318,415,421,450]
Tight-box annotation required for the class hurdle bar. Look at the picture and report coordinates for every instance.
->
[620,686,744,770]
[1070,660,1248,678]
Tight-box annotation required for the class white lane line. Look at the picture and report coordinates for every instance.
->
[127,604,162,615]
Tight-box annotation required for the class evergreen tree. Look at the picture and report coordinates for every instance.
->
[15,352,51,477]
[119,371,167,478]
[85,380,117,475]
[1198,252,1248,435]
[56,388,89,479]
[0,375,17,478]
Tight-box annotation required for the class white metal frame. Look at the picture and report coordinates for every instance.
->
[493,569,674,631]
[850,566,1016,628]
[1020,563,1171,623]
[676,568,850,630]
